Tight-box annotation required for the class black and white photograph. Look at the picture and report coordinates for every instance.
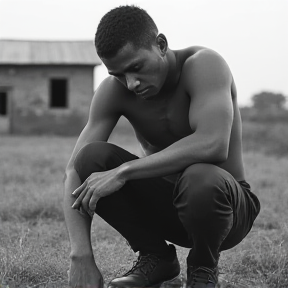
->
[0,0,287,287]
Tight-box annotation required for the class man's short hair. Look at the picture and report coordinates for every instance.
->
[95,5,158,59]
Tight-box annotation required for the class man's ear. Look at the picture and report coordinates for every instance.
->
[156,33,168,56]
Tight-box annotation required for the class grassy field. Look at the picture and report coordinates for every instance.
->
[0,121,288,288]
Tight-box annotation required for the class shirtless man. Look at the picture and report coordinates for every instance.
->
[63,5,260,288]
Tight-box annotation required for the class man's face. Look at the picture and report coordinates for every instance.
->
[101,42,168,100]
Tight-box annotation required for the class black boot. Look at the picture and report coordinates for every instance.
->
[108,244,180,288]
[186,266,218,288]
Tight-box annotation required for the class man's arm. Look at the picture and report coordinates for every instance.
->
[63,77,123,287]
[117,49,234,180]
[64,77,122,256]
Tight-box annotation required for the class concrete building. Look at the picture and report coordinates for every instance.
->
[0,39,101,135]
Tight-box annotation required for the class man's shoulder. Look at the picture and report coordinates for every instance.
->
[94,76,131,104]
[182,47,228,73]
[96,76,128,97]
[181,47,232,85]
[91,76,131,116]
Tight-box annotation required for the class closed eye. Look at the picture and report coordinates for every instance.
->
[109,72,122,77]
[108,62,143,77]
[131,64,143,73]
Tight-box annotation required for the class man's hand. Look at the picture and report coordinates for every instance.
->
[71,167,126,215]
[68,255,104,288]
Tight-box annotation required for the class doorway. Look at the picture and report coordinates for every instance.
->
[0,91,8,115]
[0,88,11,134]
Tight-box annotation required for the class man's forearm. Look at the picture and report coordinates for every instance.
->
[63,169,93,256]
[118,133,227,181]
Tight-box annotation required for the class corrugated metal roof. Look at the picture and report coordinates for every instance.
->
[0,39,102,66]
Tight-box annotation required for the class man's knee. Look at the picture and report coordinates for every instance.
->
[180,163,223,193]
[74,141,118,182]
[175,164,229,215]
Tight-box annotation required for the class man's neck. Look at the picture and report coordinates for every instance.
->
[160,49,181,94]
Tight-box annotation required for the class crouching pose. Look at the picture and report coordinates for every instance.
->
[63,5,260,288]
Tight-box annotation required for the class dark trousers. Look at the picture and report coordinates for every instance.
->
[74,141,260,268]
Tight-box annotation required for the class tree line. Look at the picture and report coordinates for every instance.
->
[240,91,288,122]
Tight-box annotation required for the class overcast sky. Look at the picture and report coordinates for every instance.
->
[0,0,287,106]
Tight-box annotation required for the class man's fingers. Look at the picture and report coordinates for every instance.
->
[71,186,88,209]
[81,189,94,213]
[72,181,87,197]
[88,194,100,212]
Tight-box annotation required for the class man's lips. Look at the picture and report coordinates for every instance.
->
[135,88,149,95]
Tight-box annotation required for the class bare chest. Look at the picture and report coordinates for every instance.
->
[124,89,193,150]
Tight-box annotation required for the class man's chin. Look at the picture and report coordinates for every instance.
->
[138,88,159,100]
[141,94,155,100]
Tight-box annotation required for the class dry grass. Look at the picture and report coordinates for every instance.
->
[0,122,288,287]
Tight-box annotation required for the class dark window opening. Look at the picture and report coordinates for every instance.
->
[0,92,7,115]
[50,79,68,108]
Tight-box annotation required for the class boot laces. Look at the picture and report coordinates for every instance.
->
[187,267,217,287]
[124,254,160,276]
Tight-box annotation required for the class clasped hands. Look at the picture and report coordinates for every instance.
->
[71,167,126,216]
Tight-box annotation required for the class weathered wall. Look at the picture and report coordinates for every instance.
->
[0,65,95,135]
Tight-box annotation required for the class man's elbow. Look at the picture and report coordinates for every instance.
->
[209,140,229,163]
[215,148,229,163]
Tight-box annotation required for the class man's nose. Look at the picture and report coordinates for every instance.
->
[126,75,140,91]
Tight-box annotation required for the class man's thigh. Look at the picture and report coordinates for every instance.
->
[173,163,260,251]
